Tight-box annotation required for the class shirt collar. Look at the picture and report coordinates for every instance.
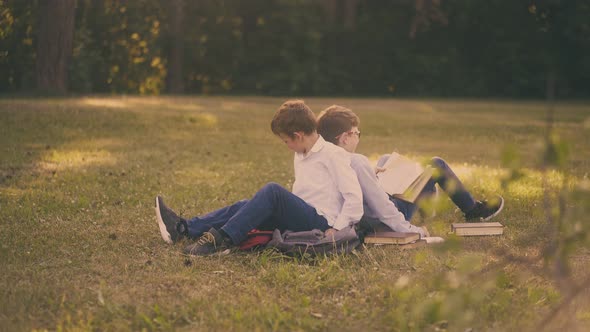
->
[296,135,326,160]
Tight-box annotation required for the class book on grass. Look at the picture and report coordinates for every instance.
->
[376,152,433,203]
[364,231,421,245]
[451,222,504,236]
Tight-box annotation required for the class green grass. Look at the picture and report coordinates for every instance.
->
[1,96,589,331]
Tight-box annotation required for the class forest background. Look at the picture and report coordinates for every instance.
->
[1,0,589,98]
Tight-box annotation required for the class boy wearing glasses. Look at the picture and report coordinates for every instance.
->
[155,100,363,256]
[317,105,503,237]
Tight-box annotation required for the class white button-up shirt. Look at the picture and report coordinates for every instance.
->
[292,136,363,230]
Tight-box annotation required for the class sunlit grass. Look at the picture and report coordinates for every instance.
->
[81,98,129,109]
[42,149,117,170]
[0,96,589,331]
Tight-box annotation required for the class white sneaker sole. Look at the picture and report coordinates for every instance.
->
[481,196,504,222]
[155,197,173,244]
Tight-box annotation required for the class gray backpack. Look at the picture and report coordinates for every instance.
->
[266,226,360,256]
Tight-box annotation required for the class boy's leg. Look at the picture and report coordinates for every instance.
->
[185,182,329,256]
[379,155,474,212]
[155,197,248,243]
[429,157,503,221]
[185,199,249,238]
[220,182,330,245]
[429,157,477,213]
[379,155,502,221]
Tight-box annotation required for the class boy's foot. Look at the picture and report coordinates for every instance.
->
[184,228,231,256]
[155,196,188,244]
[464,195,504,222]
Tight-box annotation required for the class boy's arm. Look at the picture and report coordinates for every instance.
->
[327,151,364,230]
[351,154,427,237]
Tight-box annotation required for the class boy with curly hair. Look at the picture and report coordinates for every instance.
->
[155,100,363,255]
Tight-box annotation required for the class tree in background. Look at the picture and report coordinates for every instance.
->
[0,0,36,92]
[409,0,447,39]
[322,0,360,29]
[528,0,590,97]
[165,0,184,94]
[35,0,76,94]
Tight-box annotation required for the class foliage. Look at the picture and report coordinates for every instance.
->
[0,0,589,96]
[0,0,36,92]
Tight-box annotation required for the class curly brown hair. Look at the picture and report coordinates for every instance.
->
[270,100,317,138]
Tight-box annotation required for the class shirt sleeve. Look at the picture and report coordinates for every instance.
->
[350,154,427,237]
[326,151,364,230]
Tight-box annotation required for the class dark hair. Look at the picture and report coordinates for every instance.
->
[270,100,317,138]
[317,105,360,144]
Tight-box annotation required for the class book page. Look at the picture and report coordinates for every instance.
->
[396,166,433,202]
[377,152,424,195]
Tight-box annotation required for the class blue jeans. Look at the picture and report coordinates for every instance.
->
[186,182,330,244]
[377,155,476,221]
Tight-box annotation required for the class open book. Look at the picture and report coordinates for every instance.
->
[376,152,433,203]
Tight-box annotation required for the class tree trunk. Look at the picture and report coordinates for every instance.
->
[322,0,359,29]
[166,0,185,94]
[410,0,447,39]
[323,0,338,25]
[343,0,359,30]
[35,0,76,94]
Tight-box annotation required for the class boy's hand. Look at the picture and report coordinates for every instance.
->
[324,228,336,239]
[375,166,387,175]
[420,226,430,238]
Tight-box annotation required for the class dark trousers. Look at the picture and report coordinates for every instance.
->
[186,182,330,244]
[377,155,477,221]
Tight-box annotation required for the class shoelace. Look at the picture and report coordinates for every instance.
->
[196,232,216,246]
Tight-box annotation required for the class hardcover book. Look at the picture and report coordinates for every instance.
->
[364,231,421,245]
[451,222,504,236]
[376,152,433,203]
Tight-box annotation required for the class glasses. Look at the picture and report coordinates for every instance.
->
[335,130,361,140]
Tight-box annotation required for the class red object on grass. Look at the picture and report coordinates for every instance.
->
[238,229,274,250]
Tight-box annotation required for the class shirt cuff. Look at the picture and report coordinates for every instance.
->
[332,219,350,231]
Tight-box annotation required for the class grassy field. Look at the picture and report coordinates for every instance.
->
[1,96,589,331]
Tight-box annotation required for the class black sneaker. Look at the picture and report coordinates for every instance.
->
[155,196,187,244]
[184,228,230,256]
[465,195,504,222]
